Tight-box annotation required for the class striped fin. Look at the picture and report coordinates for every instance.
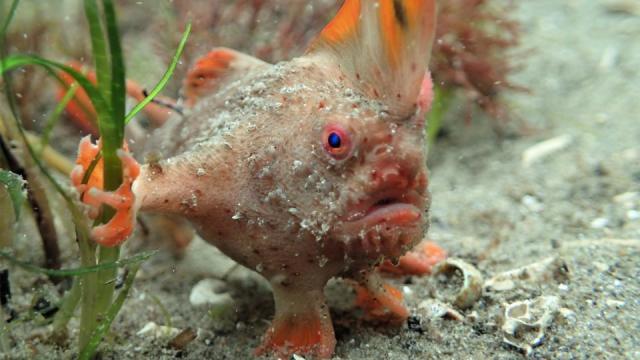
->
[308,0,437,117]
[183,48,269,107]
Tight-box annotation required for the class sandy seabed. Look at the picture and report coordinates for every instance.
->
[5,0,640,359]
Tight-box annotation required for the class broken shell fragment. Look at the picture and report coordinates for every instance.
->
[502,296,560,356]
[418,299,464,321]
[168,327,198,350]
[484,257,569,292]
[432,258,483,309]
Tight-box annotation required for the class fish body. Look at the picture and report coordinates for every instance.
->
[73,1,438,358]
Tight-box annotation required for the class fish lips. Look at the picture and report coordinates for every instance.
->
[340,188,426,239]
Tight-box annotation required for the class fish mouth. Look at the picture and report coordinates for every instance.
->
[343,189,424,228]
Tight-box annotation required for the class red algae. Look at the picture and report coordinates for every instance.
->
[432,0,525,127]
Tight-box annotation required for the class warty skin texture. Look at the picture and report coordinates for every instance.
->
[134,54,430,287]
[66,0,442,357]
[131,55,431,357]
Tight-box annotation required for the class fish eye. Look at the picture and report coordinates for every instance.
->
[322,124,352,160]
[328,132,342,148]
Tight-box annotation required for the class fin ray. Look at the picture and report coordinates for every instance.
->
[308,0,437,116]
[183,48,270,107]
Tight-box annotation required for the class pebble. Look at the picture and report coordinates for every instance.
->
[558,308,577,324]
[627,210,640,220]
[593,261,610,272]
[189,279,234,307]
[605,299,625,308]
[603,0,640,16]
[137,321,181,338]
[613,191,639,207]
[590,217,610,229]
[522,195,544,212]
[521,135,573,167]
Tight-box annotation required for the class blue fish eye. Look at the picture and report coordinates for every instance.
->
[328,132,342,148]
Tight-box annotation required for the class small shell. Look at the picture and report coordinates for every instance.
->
[432,258,484,309]
[501,296,560,355]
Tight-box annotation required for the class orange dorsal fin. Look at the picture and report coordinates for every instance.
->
[307,0,437,117]
[183,48,269,107]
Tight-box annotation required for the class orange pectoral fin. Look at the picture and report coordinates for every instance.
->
[57,62,98,135]
[183,48,269,108]
[355,282,409,323]
[183,49,236,107]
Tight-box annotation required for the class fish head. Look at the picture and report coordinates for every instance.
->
[292,0,436,262]
[239,0,437,266]
[311,72,431,261]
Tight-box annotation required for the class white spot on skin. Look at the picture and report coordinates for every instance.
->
[389,122,398,135]
[181,191,199,209]
[300,218,313,230]
[280,84,309,94]
[292,160,304,173]
[318,256,328,268]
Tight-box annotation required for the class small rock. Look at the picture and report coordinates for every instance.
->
[521,195,544,212]
[137,322,181,339]
[627,210,640,221]
[467,311,479,322]
[590,217,610,229]
[603,0,640,16]
[605,299,625,308]
[189,278,234,307]
[558,307,576,324]
[593,261,610,272]
[522,135,573,167]
[613,191,639,207]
